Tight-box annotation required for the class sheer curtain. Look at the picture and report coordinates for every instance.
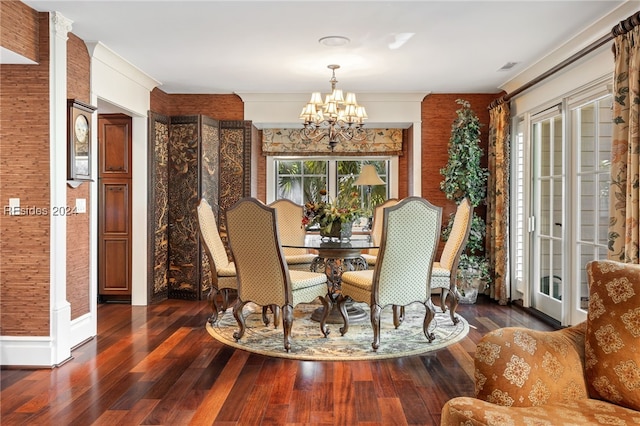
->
[609,21,640,264]
[486,103,510,304]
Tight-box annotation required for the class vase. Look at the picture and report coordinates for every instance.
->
[457,277,483,304]
[320,220,353,241]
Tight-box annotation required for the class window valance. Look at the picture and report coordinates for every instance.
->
[262,128,403,156]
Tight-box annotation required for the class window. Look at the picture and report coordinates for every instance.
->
[275,158,389,213]
[276,159,327,205]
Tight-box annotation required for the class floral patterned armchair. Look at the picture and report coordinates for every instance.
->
[441,259,640,425]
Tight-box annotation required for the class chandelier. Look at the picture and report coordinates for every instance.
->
[299,64,368,150]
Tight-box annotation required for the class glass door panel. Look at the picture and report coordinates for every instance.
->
[531,111,563,320]
[572,95,612,324]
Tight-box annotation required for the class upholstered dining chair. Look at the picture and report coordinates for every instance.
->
[225,197,331,352]
[360,198,399,266]
[430,198,472,325]
[338,196,442,351]
[196,198,238,324]
[268,199,317,271]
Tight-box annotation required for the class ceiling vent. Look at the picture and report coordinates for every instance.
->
[498,62,519,71]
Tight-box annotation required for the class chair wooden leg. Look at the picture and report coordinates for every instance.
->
[337,295,350,336]
[392,305,405,328]
[272,304,280,328]
[440,288,448,313]
[232,299,248,341]
[207,287,220,324]
[371,304,382,351]
[319,295,331,337]
[221,288,230,310]
[282,304,293,352]
[447,288,460,325]
[260,305,280,328]
[422,301,436,342]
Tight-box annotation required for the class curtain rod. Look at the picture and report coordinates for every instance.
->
[489,11,640,110]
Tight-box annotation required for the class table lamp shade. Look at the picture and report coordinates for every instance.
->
[354,165,384,186]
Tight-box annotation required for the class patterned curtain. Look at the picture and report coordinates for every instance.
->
[262,128,403,155]
[609,24,640,264]
[486,103,510,304]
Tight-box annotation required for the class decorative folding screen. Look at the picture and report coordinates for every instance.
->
[148,114,253,302]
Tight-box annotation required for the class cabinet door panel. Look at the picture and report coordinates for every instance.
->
[99,114,131,177]
[102,183,129,234]
[100,239,130,293]
[98,114,132,300]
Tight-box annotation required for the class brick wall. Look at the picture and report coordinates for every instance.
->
[0,1,39,62]
[422,93,503,255]
[0,13,51,336]
[150,91,244,120]
[66,33,91,321]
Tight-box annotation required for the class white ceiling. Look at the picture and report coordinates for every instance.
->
[19,1,629,96]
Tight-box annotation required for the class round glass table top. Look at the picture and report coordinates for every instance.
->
[282,234,378,250]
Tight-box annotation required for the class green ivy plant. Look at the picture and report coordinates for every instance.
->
[439,99,491,289]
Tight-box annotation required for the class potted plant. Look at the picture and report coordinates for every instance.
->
[440,99,490,303]
[302,189,362,240]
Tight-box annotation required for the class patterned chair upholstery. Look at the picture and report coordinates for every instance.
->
[430,198,472,324]
[441,259,640,425]
[268,199,317,271]
[360,198,399,266]
[197,198,238,324]
[338,196,442,351]
[225,197,331,352]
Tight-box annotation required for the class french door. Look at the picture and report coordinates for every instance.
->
[571,94,612,325]
[530,108,564,321]
[525,88,612,325]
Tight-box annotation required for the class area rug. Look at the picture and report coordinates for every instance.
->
[205,302,469,361]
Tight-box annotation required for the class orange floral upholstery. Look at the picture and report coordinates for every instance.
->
[585,260,640,411]
[441,259,640,425]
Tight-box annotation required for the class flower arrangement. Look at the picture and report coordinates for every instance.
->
[302,189,362,235]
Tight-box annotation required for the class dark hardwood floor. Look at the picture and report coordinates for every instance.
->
[1,295,554,425]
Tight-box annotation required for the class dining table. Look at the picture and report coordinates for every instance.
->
[282,234,379,323]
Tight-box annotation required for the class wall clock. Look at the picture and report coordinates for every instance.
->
[68,99,97,181]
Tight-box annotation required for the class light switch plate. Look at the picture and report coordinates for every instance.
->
[9,198,19,215]
[76,198,86,214]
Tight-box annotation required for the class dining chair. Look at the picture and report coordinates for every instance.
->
[268,199,318,271]
[196,198,238,324]
[430,198,473,325]
[338,196,442,351]
[360,198,399,266]
[225,197,331,352]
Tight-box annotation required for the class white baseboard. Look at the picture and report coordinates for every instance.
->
[0,336,65,367]
[70,312,95,348]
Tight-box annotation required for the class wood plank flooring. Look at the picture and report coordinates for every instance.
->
[1,296,554,425]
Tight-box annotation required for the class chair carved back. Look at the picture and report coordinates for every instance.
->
[439,198,473,275]
[226,198,291,307]
[268,199,308,256]
[197,198,232,277]
[368,198,399,257]
[373,197,442,307]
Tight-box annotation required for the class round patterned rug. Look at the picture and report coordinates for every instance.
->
[205,302,469,361]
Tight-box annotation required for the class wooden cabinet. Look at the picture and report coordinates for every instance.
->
[98,114,132,301]
[148,114,253,301]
